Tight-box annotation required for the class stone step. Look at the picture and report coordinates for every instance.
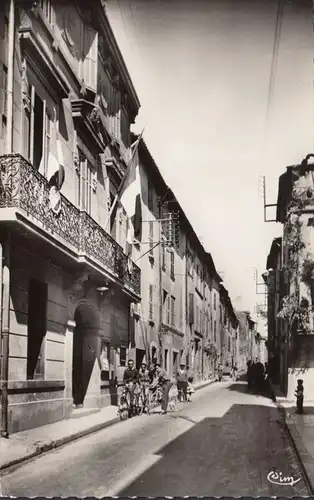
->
[70,407,101,419]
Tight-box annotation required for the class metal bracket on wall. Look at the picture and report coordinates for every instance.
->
[260,175,277,222]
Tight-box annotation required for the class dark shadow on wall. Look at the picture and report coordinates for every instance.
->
[118,403,303,498]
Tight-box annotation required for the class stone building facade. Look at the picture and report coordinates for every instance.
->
[264,161,314,400]
[0,0,141,435]
[0,0,251,436]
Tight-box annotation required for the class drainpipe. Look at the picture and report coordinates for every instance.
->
[185,245,188,366]
[6,0,15,154]
[158,203,163,366]
[1,234,10,438]
[1,0,14,439]
[157,189,170,367]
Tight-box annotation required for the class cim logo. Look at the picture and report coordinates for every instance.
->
[267,471,301,487]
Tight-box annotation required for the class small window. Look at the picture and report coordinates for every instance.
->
[170,251,175,280]
[0,15,8,40]
[171,295,175,327]
[27,279,48,380]
[148,180,153,211]
[2,65,7,117]
[162,241,166,271]
[149,220,154,257]
[120,346,127,367]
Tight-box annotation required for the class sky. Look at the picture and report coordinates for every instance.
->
[106,0,314,333]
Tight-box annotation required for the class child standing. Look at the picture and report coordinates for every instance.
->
[295,379,304,414]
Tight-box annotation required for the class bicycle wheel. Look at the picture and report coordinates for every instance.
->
[118,396,129,421]
[147,390,154,415]
[137,393,144,415]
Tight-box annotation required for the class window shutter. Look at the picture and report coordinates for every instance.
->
[149,284,153,320]
[83,25,98,91]
[275,269,281,293]
[189,293,194,324]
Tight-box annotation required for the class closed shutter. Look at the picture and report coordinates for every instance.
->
[189,293,194,324]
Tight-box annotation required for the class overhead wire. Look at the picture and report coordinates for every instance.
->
[263,0,285,143]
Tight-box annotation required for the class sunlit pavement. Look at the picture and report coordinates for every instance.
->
[1,380,310,497]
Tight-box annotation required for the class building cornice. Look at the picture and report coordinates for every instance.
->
[95,2,140,121]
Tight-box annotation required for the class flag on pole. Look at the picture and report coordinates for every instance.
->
[105,129,144,234]
[47,112,65,191]
[47,111,65,214]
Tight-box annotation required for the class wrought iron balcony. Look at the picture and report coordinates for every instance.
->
[0,154,141,297]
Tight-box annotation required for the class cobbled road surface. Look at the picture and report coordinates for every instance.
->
[1,380,309,497]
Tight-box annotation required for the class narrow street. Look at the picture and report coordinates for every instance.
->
[1,381,309,497]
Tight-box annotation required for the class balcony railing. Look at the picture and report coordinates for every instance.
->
[0,154,140,297]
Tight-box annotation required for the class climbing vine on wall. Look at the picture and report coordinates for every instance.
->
[276,186,313,335]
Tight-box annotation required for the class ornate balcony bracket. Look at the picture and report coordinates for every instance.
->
[0,155,141,298]
[71,99,106,156]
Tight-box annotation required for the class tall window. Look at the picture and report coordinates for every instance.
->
[32,91,44,169]
[170,251,175,280]
[214,320,217,342]
[0,12,8,40]
[27,279,48,380]
[120,346,127,367]
[110,87,121,139]
[149,284,153,320]
[120,108,130,148]
[162,289,168,323]
[149,220,154,257]
[167,295,170,324]
[196,305,199,331]
[77,151,94,215]
[171,296,175,327]
[43,108,51,179]
[147,180,153,212]
[40,0,52,23]
[213,292,216,310]
[27,86,54,174]
[164,349,168,371]
[2,64,7,118]
[1,64,7,139]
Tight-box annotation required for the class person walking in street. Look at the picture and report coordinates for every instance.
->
[176,363,188,402]
[154,363,171,414]
[295,379,304,414]
[231,363,238,382]
[218,363,223,381]
[254,359,264,394]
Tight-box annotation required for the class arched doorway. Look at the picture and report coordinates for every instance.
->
[72,302,100,407]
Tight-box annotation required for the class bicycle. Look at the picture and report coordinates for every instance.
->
[139,383,150,414]
[147,383,163,415]
[118,382,141,420]
[118,384,131,421]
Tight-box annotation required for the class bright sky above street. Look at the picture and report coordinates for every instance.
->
[106,0,314,332]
